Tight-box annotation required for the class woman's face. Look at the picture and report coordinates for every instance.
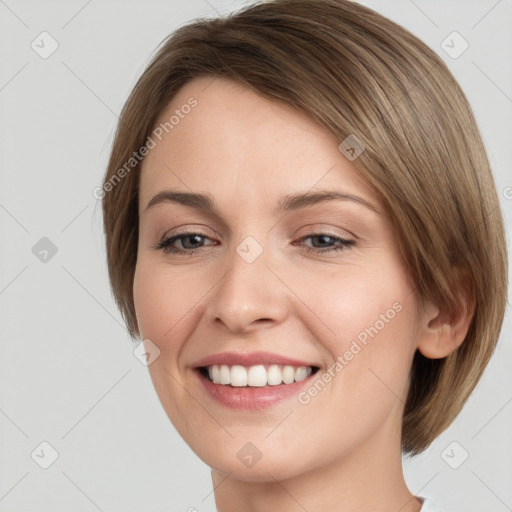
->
[134,76,424,481]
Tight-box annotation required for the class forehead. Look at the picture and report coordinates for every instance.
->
[139,76,378,211]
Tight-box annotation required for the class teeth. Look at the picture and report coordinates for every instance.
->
[219,364,231,385]
[247,365,267,387]
[205,364,313,387]
[282,365,295,384]
[267,364,282,385]
[231,365,247,387]
[294,366,310,382]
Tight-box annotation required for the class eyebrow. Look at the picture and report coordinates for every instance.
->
[144,190,379,216]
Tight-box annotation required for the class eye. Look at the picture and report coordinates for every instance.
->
[154,232,215,255]
[154,231,355,256]
[295,232,355,254]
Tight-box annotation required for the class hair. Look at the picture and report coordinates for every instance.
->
[101,0,508,455]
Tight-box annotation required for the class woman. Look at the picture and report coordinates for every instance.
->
[100,0,508,510]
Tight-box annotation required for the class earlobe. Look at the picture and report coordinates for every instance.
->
[416,288,475,360]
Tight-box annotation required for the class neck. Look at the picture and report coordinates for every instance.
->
[211,417,423,512]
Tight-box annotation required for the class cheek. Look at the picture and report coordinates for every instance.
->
[133,259,199,347]
[307,259,415,342]
[301,260,418,400]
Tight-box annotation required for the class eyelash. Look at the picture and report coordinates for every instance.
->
[153,231,355,256]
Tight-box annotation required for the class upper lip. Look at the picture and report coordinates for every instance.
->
[192,351,319,369]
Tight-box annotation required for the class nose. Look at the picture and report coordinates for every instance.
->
[205,240,290,334]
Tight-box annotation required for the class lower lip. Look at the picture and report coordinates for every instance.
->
[195,369,316,410]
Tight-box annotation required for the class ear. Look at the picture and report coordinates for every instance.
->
[416,278,475,360]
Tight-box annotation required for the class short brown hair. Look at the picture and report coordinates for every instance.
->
[101,0,508,455]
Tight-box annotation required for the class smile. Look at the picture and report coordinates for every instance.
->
[200,364,318,387]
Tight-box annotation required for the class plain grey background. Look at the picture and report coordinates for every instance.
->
[0,0,511,511]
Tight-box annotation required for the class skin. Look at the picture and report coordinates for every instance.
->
[133,76,472,512]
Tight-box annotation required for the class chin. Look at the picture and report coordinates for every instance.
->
[190,437,317,483]
[209,457,304,483]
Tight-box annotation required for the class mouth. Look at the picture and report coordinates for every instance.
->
[197,364,320,387]
[194,363,320,410]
